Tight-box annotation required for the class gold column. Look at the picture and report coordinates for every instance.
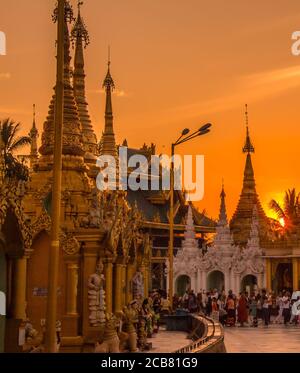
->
[126,263,135,304]
[66,263,79,315]
[293,258,299,291]
[114,263,123,313]
[121,264,126,307]
[266,258,272,291]
[45,0,65,353]
[105,261,113,314]
[12,257,27,320]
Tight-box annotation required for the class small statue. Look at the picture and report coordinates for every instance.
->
[137,316,147,351]
[88,259,106,327]
[122,301,139,352]
[132,269,144,300]
[23,322,44,353]
[95,313,120,353]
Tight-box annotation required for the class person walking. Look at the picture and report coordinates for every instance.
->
[282,292,291,325]
[249,293,258,327]
[237,293,248,327]
[261,290,269,326]
[226,294,236,327]
[275,292,284,324]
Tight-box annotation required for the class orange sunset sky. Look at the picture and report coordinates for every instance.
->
[1,0,300,220]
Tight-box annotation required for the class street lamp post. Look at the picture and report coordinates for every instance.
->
[168,123,212,308]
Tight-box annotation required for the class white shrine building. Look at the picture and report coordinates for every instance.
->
[172,188,266,296]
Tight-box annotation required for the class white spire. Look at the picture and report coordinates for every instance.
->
[181,205,199,256]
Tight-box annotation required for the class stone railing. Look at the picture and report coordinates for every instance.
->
[167,313,226,353]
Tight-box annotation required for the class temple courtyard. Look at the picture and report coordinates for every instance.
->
[224,325,300,353]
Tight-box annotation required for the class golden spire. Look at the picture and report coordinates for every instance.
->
[71,0,98,166]
[230,106,268,246]
[243,104,255,154]
[29,104,39,169]
[218,179,227,226]
[100,49,116,157]
[39,1,84,162]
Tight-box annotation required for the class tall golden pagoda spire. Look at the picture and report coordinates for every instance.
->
[100,49,117,157]
[29,104,39,169]
[230,105,269,246]
[243,104,255,154]
[39,2,84,163]
[71,1,98,166]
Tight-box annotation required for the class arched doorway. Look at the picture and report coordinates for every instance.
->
[241,275,257,294]
[176,275,191,296]
[273,262,293,293]
[207,271,225,293]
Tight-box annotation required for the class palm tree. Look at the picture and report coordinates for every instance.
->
[269,188,300,233]
[0,118,31,181]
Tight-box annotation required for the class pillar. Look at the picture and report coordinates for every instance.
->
[66,263,79,315]
[126,262,135,305]
[266,258,272,291]
[114,263,123,313]
[121,264,126,307]
[293,258,299,291]
[225,270,230,293]
[105,261,113,314]
[234,274,240,294]
[12,257,27,320]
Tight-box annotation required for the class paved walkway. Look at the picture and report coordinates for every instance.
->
[147,328,192,353]
[225,324,300,353]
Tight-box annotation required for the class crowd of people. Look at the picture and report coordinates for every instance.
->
[172,288,300,327]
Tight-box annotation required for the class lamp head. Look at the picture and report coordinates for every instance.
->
[199,129,211,136]
[182,128,190,136]
[199,123,212,133]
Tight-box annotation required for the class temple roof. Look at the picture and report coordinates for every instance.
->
[125,142,215,229]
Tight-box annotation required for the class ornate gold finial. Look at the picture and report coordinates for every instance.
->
[243,104,254,154]
[103,47,115,91]
[71,0,90,48]
[108,45,111,67]
[30,104,38,136]
[33,103,36,123]
[52,0,74,24]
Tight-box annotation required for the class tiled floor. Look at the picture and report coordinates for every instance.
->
[147,329,191,353]
[225,324,300,353]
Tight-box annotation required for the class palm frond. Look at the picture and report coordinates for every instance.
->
[10,136,31,152]
[269,199,285,220]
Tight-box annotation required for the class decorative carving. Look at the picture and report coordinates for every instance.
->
[61,233,80,255]
[132,269,144,300]
[0,179,32,253]
[88,259,106,327]
[31,209,52,239]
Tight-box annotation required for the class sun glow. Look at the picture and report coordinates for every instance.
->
[279,218,285,227]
